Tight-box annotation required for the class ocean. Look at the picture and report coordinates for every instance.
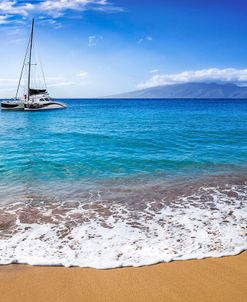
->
[0,98,246,268]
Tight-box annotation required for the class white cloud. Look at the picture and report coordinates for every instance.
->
[88,35,96,47]
[137,68,247,89]
[48,81,75,87]
[8,37,25,44]
[93,5,124,13]
[38,17,63,29]
[0,0,123,21]
[150,69,159,74]
[138,36,153,44]
[40,0,109,12]
[88,35,103,47]
[0,15,10,24]
[41,0,124,16]
[0,1,34,16]
[76,71,88,78]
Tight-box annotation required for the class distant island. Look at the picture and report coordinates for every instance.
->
[109,82,247,99]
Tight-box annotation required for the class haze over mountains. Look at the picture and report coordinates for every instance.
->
[110,82,247,99]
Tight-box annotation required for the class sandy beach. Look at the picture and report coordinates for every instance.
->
[0,252,246,302]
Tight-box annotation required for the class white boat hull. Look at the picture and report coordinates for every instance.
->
[24,101,67,111]
[1,101,67,111]
[1,101,24,111]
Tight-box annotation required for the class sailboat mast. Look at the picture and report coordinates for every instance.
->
[27,18,34,102]
[15,35,30,100]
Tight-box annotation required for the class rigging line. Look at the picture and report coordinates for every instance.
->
[15,35,31,99]
[34,37,47,90]
[27,18,35,102]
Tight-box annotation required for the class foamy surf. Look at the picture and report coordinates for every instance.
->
[0,182,246,269]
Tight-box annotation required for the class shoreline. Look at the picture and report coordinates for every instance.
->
[1,176,246,268]
[1,252,246,302]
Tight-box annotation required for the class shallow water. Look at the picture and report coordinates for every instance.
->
[0,99,247,268]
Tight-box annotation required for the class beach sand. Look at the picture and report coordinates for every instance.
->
[0,252,246,302]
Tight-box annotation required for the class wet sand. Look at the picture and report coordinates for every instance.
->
[0,252,246,302]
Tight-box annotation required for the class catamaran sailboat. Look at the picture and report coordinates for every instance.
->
[1,19,67,111]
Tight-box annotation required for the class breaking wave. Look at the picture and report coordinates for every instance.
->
[0,178,246,268]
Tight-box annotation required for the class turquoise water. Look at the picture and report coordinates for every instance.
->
[0,99,247,268]
[1,99,247,184]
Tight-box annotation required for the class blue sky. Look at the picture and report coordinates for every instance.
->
[1,0,247,97]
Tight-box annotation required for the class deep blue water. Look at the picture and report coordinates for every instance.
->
[0,99,247,187]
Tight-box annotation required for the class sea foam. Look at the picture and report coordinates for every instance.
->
[0,183,246,268]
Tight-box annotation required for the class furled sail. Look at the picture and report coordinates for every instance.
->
[29,88,47,96]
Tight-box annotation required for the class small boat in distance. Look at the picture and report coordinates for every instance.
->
[1,19,67,111]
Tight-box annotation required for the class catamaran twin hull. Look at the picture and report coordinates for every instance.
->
[0,19,68,112]
[1,101,24,110]
[25,101,67,110]
[1,101,67,111]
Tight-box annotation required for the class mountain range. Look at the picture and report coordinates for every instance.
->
[109,82,247,99]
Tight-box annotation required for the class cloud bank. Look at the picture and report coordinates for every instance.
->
[137,68,247,89]
[0,0,123,22]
